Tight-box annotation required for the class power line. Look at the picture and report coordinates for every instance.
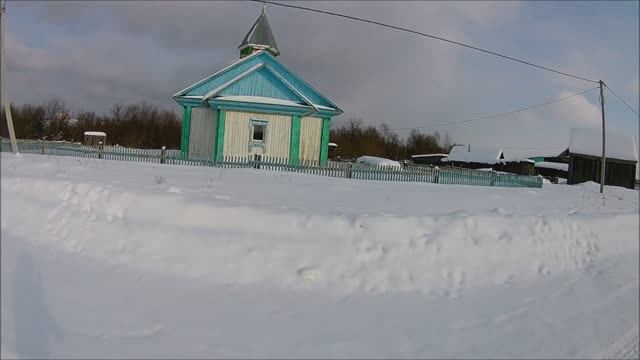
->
[258,0,599,84]
[604,83,640,117]
[387,87,599,131]
[502,146,565,150]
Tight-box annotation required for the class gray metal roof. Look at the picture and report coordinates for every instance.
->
[238,7,279,56]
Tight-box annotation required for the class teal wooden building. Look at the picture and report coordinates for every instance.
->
[172,7,343,166]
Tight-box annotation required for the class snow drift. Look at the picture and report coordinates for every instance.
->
[1,153,638,358]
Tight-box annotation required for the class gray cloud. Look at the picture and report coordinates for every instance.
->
[5,1,638,150]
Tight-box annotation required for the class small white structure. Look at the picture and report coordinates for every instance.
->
[356,156,402,169]
[84,131,106,146]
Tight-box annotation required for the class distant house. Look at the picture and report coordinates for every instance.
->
[411,153,448,166]
[442,145,536,175]
[172,7,343,166]
[559,128,638,189]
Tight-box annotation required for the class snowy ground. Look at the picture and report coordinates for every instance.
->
[1,153,638,359]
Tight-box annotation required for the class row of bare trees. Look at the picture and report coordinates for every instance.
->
[329,118,453,160]
[1,100,452,159]
[0,99,181,149]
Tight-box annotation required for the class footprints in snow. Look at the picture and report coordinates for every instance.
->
[46,183,125,253]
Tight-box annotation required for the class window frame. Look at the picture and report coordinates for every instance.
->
[249,119,269,151]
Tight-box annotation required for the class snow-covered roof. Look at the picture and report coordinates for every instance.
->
[84,131,106,137]
[215,96,306,107]
[535,161,569,171]
[568,128,638,162]
[328,143,338,147]
[505,157,535,164]
[443,145,504,164]
[356,156,402,168]
[411,154,449,158]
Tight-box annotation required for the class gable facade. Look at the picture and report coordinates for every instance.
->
[173,50,342,166]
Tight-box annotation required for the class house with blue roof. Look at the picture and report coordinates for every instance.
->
[172,6,343,166]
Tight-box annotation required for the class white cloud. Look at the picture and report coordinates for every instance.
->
[553,90,601,128]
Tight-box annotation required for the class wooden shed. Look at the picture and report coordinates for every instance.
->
[83,131,106,146]
[561,128,638,189]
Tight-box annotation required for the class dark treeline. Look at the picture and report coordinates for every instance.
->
[330,118,453,160]
[1,100,452,158]
[0,99,181,149]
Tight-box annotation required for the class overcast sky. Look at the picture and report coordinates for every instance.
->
[4,1,639,156]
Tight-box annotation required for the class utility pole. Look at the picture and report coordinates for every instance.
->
[1,0,18,154]
[599,80,606,194]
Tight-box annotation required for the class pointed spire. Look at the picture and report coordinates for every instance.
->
[239,4,279,58]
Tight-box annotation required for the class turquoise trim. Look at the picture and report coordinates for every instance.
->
[175,98,204,108]
[289,115,301,166]
[214,109,226,162]
[181,106,192,157]
[208,99,313,116]
[173,51,342,114]
[220,67,308,104]
[319,117,330,166]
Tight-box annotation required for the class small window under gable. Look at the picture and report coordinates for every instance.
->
[251,119,268,142]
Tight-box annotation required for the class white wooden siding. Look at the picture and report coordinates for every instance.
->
[299,116,322,163]
[189,108,217,160]
[224,111,291,158]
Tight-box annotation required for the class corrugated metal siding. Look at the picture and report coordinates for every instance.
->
[220,68,302,102]
[299,116,322,162]
[189,108,217,160]
[224,111,291,158]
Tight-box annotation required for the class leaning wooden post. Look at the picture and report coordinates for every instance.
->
[98,141,103,159]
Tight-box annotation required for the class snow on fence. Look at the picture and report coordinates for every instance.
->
[1,139,543,188]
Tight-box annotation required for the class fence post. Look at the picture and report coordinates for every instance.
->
[434,167,440,184]
[347,163,353,179]
[98,141,103,159]
[41,138,45,154]
[161,146,166,164]
[490,171,496,186]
